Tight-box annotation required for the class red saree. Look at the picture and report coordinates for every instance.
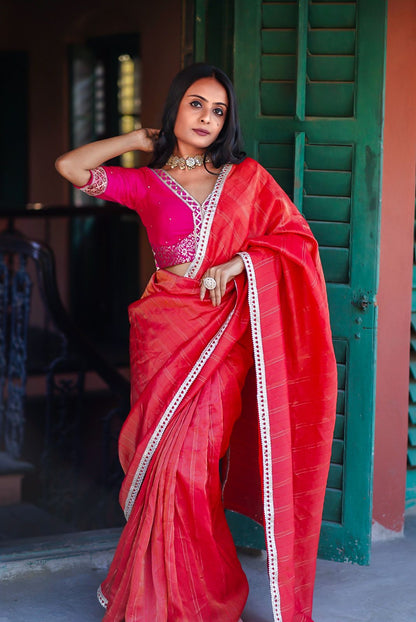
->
[98,158,337,622]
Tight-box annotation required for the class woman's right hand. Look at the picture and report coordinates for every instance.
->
[135,128,160,153]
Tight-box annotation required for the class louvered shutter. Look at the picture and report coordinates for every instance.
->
[231,0,386,563]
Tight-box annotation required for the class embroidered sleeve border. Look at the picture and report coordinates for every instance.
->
[79,166,108,196]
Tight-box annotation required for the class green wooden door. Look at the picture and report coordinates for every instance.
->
[196,0,387,564]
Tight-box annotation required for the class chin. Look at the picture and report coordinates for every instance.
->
[179,138,214,153]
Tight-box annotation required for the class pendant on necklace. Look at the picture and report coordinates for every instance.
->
[166,154,210,170]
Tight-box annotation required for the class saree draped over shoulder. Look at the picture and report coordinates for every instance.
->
[98,158,337,622]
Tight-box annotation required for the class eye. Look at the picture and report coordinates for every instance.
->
[213,107,224,117]
[190,100,202,108]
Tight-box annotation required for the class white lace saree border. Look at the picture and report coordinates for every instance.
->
[186,164,232,279]
[238,251,282,622]
[123,302,236,521]
[97,584,108,609]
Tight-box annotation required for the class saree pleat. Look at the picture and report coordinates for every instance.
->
[102,361,251,621]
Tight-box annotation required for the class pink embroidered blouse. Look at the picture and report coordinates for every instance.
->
[79,166,209,269]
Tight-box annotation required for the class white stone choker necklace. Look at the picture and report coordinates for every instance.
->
[166,154,210,170]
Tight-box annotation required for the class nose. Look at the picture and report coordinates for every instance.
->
[200,108,211,123]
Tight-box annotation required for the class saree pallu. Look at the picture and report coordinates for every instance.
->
[99,158,337,622]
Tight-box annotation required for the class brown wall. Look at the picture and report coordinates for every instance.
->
[374,0,416,534]
[0,0,182,310]
[1,0,182,204]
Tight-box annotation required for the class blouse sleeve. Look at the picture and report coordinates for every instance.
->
[77,166,147,212]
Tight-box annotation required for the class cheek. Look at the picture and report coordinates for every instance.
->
[216,116,226,131]
[174,106,187,132]
[174,116,185,137]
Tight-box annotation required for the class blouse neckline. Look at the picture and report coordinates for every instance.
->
[151,166,227,209]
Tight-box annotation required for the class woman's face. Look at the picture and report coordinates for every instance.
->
[173,77,228,156]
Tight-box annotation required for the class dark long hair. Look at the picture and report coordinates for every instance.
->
[149,63,245,169]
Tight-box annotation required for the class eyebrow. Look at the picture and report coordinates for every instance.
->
[187,94,228,108]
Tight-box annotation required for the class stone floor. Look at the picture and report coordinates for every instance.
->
[0,513,415,622]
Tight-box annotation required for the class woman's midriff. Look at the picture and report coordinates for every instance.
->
[164,262,192,277]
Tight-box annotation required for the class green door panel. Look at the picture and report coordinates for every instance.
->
[236,0,386,565]
[197,0,387,565]
[194,0,235,77]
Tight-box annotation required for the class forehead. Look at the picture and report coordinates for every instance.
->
[183,77,228,104]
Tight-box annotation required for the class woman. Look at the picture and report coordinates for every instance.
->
[56,63,337,622]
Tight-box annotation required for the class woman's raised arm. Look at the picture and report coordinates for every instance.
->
[55,128,159,187]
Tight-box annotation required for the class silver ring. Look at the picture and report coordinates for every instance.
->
[203,276,217,290]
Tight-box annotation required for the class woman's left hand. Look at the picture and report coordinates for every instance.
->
[200,255,245,306]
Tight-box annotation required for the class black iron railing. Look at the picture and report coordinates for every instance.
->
[0,208,134,533]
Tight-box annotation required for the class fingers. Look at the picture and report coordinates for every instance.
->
[138,128,160,152]
[200,257,245,306]
[146,128,160,141]
[200,266,229,307]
